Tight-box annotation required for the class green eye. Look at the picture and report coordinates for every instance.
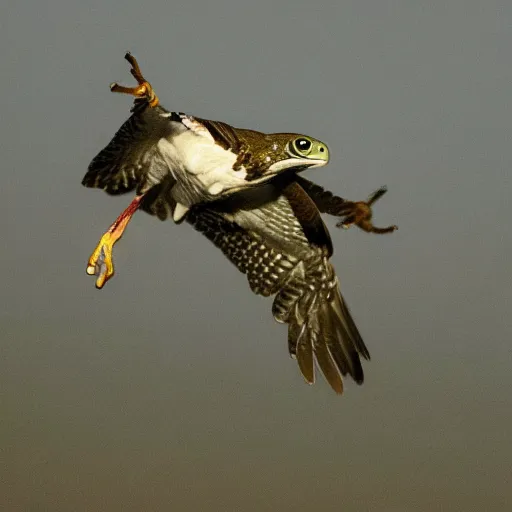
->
[293,137,312,155]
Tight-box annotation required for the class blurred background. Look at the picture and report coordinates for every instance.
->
[2,1,511,510]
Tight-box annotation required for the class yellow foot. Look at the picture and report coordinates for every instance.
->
[86,233,116,289]
[109,52,159,107]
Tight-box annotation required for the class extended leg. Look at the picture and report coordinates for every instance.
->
[109,52,160,107]
[86,195,143,289]
[295,176,397,234]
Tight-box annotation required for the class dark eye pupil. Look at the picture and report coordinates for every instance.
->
[296,138,312,151]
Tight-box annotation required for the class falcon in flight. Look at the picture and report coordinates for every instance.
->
[83,54,397,393]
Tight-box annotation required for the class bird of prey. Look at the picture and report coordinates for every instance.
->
[83,54,397,393]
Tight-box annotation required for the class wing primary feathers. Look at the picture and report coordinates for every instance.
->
[311,329,344,395]
[295,324,315,385]
[185,182,370,394]
[274,252,368,390]
[335,293,370,361]
[82,103,173,196]
[323,288,365,384]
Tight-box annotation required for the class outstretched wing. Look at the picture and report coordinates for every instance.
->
[82,102,232,198]
[82,101,178,195]
[186,181,369,393]
[82,103,250,220]
[271,248,369,392]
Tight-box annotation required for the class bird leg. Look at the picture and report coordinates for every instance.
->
[86,195,144,289]
[294,177,397,234]
[335,187,398,234]
[109,52,160,107]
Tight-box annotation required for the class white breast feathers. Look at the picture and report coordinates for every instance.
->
[158,131,248,207]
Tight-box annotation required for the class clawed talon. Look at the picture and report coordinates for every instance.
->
[366,186,389,206]
[336,186,398,234]
[86,233,116,289]
[109,52,159,107]
[85,195,143,289]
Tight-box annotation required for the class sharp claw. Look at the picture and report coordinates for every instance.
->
[125,52,143,81]
[367,224,398,234]
[367,186,388,205]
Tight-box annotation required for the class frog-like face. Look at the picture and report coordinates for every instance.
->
[240,133,330,181]
[280,135,330,169]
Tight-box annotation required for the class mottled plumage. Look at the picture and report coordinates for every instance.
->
[186,179,370,392]
[82,53,398,393]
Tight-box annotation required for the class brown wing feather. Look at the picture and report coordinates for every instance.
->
[282,182,333,256]
[187,181,369,393]
[82,103,175,195]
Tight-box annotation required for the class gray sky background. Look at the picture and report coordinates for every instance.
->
[2,1,511,510]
